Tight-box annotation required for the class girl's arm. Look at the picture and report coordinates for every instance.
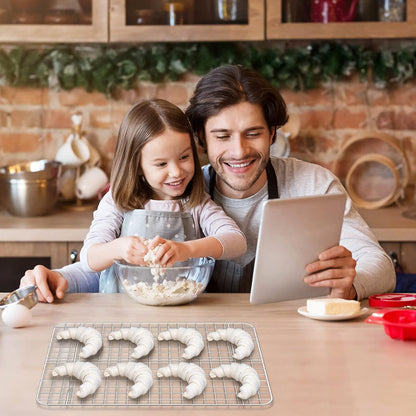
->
[87,236,148,271]
[194,193,247,259]
[80,191,142,272]
[147,236,224,267]
[148,193,247,266]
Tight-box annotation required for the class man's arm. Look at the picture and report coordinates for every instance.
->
[20,262,100,303]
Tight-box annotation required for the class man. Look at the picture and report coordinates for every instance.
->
[21,65,395,302]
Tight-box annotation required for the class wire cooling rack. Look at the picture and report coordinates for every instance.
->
[36,322,272,408]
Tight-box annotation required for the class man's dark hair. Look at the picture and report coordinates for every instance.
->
[185,64,289,149]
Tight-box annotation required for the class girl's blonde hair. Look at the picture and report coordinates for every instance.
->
[111,99,205,211]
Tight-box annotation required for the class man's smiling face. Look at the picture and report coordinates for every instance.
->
[204,101,274,199]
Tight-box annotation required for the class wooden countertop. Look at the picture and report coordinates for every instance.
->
[0,205,415,242]
[0,207,94,242]
[0,293,415,416]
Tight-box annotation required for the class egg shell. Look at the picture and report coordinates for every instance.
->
[2,303,32,328]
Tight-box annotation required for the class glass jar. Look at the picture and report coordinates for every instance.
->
[357,0,378,22]
[213,0,248,24]
[163,2,184,26]
[378,0,406,22]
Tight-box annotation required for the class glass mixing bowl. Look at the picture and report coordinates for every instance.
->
[114,257,215,306]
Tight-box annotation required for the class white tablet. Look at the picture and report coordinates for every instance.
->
[250,193,346,305]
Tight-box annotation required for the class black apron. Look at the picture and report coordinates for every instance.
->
[206,160,278,292]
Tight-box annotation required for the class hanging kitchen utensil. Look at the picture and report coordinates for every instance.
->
[345,153,400,209]
[334,131,409,209]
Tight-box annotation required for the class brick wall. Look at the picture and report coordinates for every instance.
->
[1,74,415,200]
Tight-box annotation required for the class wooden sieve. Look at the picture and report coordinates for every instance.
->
[345,153,400,209]
[334,131,409,207]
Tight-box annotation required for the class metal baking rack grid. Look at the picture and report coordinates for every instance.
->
[36,322,272,408]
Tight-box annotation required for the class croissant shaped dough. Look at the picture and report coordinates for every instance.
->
[207,328,254,360]
[52,362,101,399]
[108,327,155,359]
[104,362,153,399]
[157,362,206,399]
[210,363,260,400]
[56,326,103,358]
[158,327,204,359]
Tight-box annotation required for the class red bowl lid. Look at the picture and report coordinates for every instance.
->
[369,293,416,308]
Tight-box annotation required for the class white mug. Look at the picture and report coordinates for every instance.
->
[75,167,108,200]
[56,134,90,167]
[58,167,77,201]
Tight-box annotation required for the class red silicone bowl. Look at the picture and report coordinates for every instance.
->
[366,309,416,340]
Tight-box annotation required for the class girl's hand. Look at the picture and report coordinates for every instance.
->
[117,236,149,265]
[147,236,190,267]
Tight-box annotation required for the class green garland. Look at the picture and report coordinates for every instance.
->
[0,42,415,95]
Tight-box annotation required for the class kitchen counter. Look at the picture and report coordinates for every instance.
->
[359,206,416,242]
[0,207,94,242]
[0,293,415,416]
[0,205,415,242]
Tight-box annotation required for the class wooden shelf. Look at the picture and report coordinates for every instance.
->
[0,1,108,43]
[267,0,416,39]
[1,1,414,46]
[109,0,264,42]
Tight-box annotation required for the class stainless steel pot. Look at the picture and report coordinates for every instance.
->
[0,160,62,217]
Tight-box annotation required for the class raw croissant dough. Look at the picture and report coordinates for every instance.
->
[158,327,204,359]
[207,328,254,360]
[52,362,101,398]
[143,241,165,281]
[108,327,154,359]
[157,362,206,399]
[56,326,103,358]
[210,363,260,400]
[104,362,153,399]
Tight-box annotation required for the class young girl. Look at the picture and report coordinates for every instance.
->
[79,98,246,292]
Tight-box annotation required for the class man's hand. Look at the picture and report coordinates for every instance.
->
[304,245,357,300]
[20,265,68,303]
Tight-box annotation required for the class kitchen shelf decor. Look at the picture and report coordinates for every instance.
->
[267,0,416,39]
[110,0,263,42]
[1,42,416,94]
[0,0,107,43]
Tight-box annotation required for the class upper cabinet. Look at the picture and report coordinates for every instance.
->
[0,0,108,43]
[109,0,264,42]
[1,0,415,43]
[267,0,416,39]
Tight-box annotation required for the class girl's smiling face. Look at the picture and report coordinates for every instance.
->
[140,129,195,200]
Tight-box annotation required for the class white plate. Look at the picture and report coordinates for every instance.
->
[297,306,369,321]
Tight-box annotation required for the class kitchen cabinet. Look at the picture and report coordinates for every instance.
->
[0,0,108,43]
[2,1,415,44]
[0,241,82,269]
[109,0,264,42]
[0,241,83,291]
[0,208,90,291]
[359,207,416,274]
[267,0,416,39]
[379,242,416,274]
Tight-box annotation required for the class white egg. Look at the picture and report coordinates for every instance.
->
[2,303,32,328]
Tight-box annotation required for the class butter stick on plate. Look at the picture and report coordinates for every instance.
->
[306,298,360,316]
